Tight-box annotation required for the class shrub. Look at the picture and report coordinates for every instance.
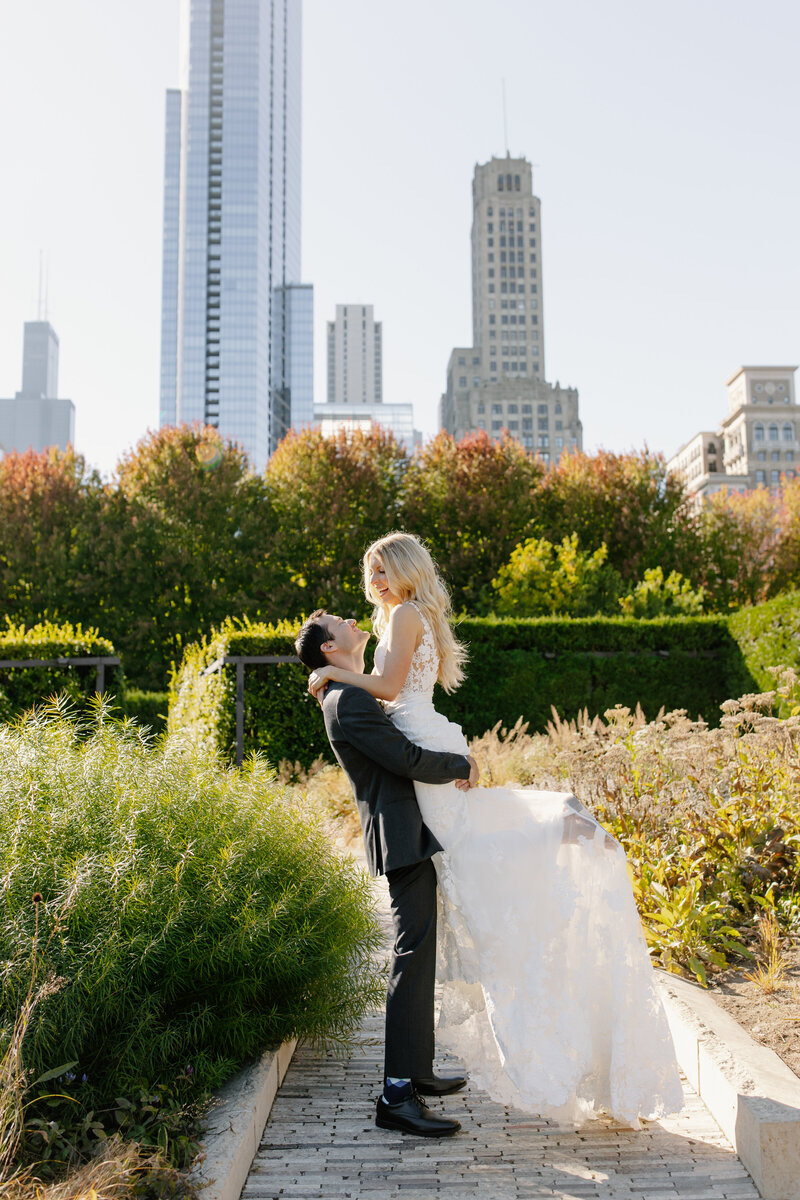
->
[399,431,545,612]
[728,590,800,715]
[116,689,169,736]
[465,680,800,982]
[168,615,333,767]
[618,567,705,617]
[491,533,622,616]
[0,620,120,717]
[436,614,755,740]
[170,613,757,769]
[0,704,384,1107]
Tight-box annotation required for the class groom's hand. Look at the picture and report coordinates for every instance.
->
[455,754,480,790]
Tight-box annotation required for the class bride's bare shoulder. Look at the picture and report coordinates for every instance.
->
[387,601,424,648]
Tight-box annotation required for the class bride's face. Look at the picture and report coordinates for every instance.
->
[370,555,402,607]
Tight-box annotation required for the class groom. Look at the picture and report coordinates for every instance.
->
[295,610,478,1137]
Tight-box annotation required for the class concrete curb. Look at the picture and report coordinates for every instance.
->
[656,971,800,1200]
[189,1038,297,1200]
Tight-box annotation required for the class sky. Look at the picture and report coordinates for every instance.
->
[1,0,798,478]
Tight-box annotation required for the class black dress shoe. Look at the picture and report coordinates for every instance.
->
[412,1074,468,1096]
[375,1093,461,1137]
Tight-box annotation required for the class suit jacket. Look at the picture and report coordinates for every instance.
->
[321,682,471,877]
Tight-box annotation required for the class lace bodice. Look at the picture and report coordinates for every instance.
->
[374,602,438,703]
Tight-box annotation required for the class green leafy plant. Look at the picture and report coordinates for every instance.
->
[618,566,705,617]
[0,702,385,1113]
[491,533,622,616]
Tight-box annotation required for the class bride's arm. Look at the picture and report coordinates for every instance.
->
[308,604,422,702]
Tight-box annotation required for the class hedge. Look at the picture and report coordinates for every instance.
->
[727,590,800,715]
[168,615,333,767]
[0,620,122,720]
[169,612,763,769]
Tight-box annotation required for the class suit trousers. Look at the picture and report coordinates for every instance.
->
[383,856,438,1080]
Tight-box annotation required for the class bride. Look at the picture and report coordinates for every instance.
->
[307,531,683,1127]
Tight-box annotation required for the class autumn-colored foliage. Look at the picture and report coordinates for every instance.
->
[0,426,798,689]
[399,431,545,610]
[535,448,701,582]
[266,426,407,614]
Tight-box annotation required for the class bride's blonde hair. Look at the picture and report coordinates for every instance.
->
[362,531,467,693]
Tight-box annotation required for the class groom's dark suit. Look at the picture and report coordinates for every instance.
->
[321,681,471,1078]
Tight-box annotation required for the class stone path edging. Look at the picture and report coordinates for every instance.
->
[190,1038,297,1200]
[656,971,800,1200]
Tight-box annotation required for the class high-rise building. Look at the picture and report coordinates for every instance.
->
[440,155,582,463]
[0,321,75,454]
[159,0,308,471]
[316,302,417,449]
[272,283,314,433]
[668,366,798,501]
[326,304,383,405]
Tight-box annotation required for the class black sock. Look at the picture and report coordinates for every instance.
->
[383,1077,413,1104]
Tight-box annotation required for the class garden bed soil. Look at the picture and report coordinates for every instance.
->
[709,940,800,1080]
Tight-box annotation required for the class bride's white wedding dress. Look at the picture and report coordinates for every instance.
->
[376,605,683,1127]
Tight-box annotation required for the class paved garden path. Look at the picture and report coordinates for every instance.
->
[245,875,759,1200]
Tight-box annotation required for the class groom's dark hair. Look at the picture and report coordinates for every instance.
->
[295,609,332,671]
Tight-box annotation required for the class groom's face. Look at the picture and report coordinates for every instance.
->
[318,614,370,661]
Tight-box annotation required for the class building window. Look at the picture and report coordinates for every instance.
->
[757,450,766,461]
[754,423,765,442]
[786,451,794,462]
[508,403,518,414]
[489,314,496,324]
[771,470,781,483]
[522,418,533,432]
[459,376,467,387]
[458,356,466,365]
[522,404,532,414]
[538,418,548,430]
[489,284,495,293]
[473,376,480,386]
[492,404,502,414]
[769,423,779,441]
[477,403,485,414]
[538,404,547,414]
[472,356,480,365]
[477,419,486,430]
[509,419,519,430]
[756,469,766,484]
[488,269,495,278]
[772,451,781,462]
[555,420,563,431]
[783,423,794,441]
[490,361,497,371]
[492,420,502,431]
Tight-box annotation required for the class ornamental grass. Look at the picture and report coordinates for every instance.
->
[0,700,385,1115]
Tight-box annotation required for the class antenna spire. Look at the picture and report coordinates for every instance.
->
[502,79,509,155]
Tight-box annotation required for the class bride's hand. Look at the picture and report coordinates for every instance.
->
[308,667,334,702]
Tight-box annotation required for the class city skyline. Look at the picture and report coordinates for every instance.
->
[0,0,798,476]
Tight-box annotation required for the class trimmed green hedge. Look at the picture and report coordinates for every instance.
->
[170,612,764,769]
[437,615,756,736]
[117,689,169,735]
[168,616,332,767]
[0,620,122,719]
[728,590,800,715]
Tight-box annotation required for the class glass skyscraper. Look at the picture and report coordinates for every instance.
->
[159,0,307,470]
